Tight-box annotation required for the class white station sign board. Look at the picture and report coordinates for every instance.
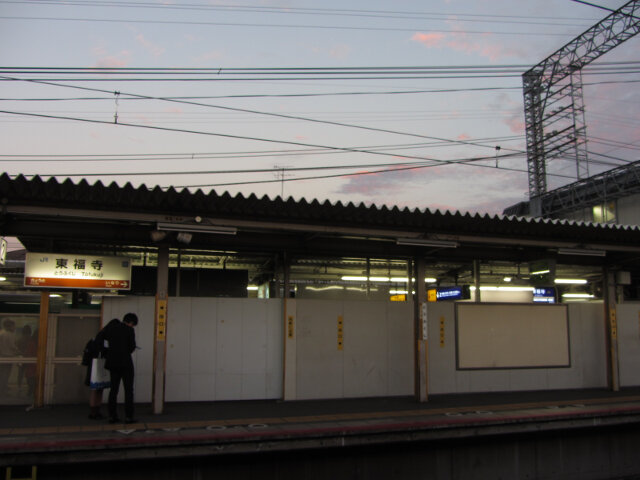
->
[24,252,132,290]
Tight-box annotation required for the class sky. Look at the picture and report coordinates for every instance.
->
[0,0,638,222]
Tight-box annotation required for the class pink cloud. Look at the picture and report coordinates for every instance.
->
[136,34,165,57]
[412,32,446,47]
[336,164,528,214]
[505,116,525,134]
[196,50,224,63]
[94,51,131,68]
[329,44,351,59]
[457,133,471,140]
[339,167,416,196]
[411,30,527,62]
[311,44,352,60]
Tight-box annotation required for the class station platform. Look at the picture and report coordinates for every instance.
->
[3,388,640,478]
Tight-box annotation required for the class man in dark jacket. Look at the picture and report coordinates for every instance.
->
[96,312,138,424]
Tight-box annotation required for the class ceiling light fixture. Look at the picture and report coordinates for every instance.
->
[396,238,459,248]
[562,293,595,299]
[157,222,237,235]
[554,278,588,284]
[557,248,606,257]
[341,275,368,281]
[470,286,534,292]
[390,277,437,283]
[530,269,550,275]
[342,275,437,283]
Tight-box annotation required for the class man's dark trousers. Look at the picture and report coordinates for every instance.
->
[108,365,134,419]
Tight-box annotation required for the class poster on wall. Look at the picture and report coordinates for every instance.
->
[24,252,132,290]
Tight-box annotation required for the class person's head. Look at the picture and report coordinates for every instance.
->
[2,319,15,332]
[123,312,138,327]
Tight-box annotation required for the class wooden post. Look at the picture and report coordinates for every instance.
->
[152,246,169,414]
[604,269,620,391]
[282,251,297,400]
[34,291,49,408]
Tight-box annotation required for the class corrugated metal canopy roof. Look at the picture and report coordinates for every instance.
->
[1,173,639,267]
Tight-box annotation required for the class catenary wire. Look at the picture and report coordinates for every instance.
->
[1,75,525,154]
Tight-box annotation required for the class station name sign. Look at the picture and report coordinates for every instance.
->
[24,252,132,290]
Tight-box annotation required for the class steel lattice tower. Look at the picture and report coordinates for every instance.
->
[522,0,640,214]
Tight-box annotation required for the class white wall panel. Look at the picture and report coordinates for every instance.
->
[103,296,611,402]
[343,301,388,398]
[103,296,282,403]
[266,302,284,399]
[189,298,217,374]
[296,300,344,400]
[166,298,191,376]
[189,298,218,400]
[618,303,640,386]
[428,302,607,394]
[295,300,413,400]
[386,302,414,396]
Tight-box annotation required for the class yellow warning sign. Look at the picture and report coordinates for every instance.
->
[287,316,295,339]
[610,308,617,340]
[156,299,167,341]
[427,289,437,302]
[389,294,406,302]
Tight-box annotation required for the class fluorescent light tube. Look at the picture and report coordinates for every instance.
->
[157,222,237,235]
[558,248,605,257]
[530,269,550,275]
[396,238,459,248]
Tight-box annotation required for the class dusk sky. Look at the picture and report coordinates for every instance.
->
[1,0,638,224]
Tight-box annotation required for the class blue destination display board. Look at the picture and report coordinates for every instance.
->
[428,285,471,302]
[533,287,556,303]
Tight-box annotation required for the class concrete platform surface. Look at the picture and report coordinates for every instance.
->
[2,388,640,467]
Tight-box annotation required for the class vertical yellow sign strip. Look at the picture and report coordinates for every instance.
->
[439,316,445,347]
[337,315,344,350]
[610,308,617,340]
[156,299,167,341]
[287,315,295,339]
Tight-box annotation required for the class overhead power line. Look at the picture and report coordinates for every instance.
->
[1,75,524,154]
[19,153,523,178]
[2,63,639,82]
[170,153,576,190]
[0,1,600,25]
[0,86,523,102]
[0,109,534,184]
[569,0,616,13]
[0,136,527,163]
